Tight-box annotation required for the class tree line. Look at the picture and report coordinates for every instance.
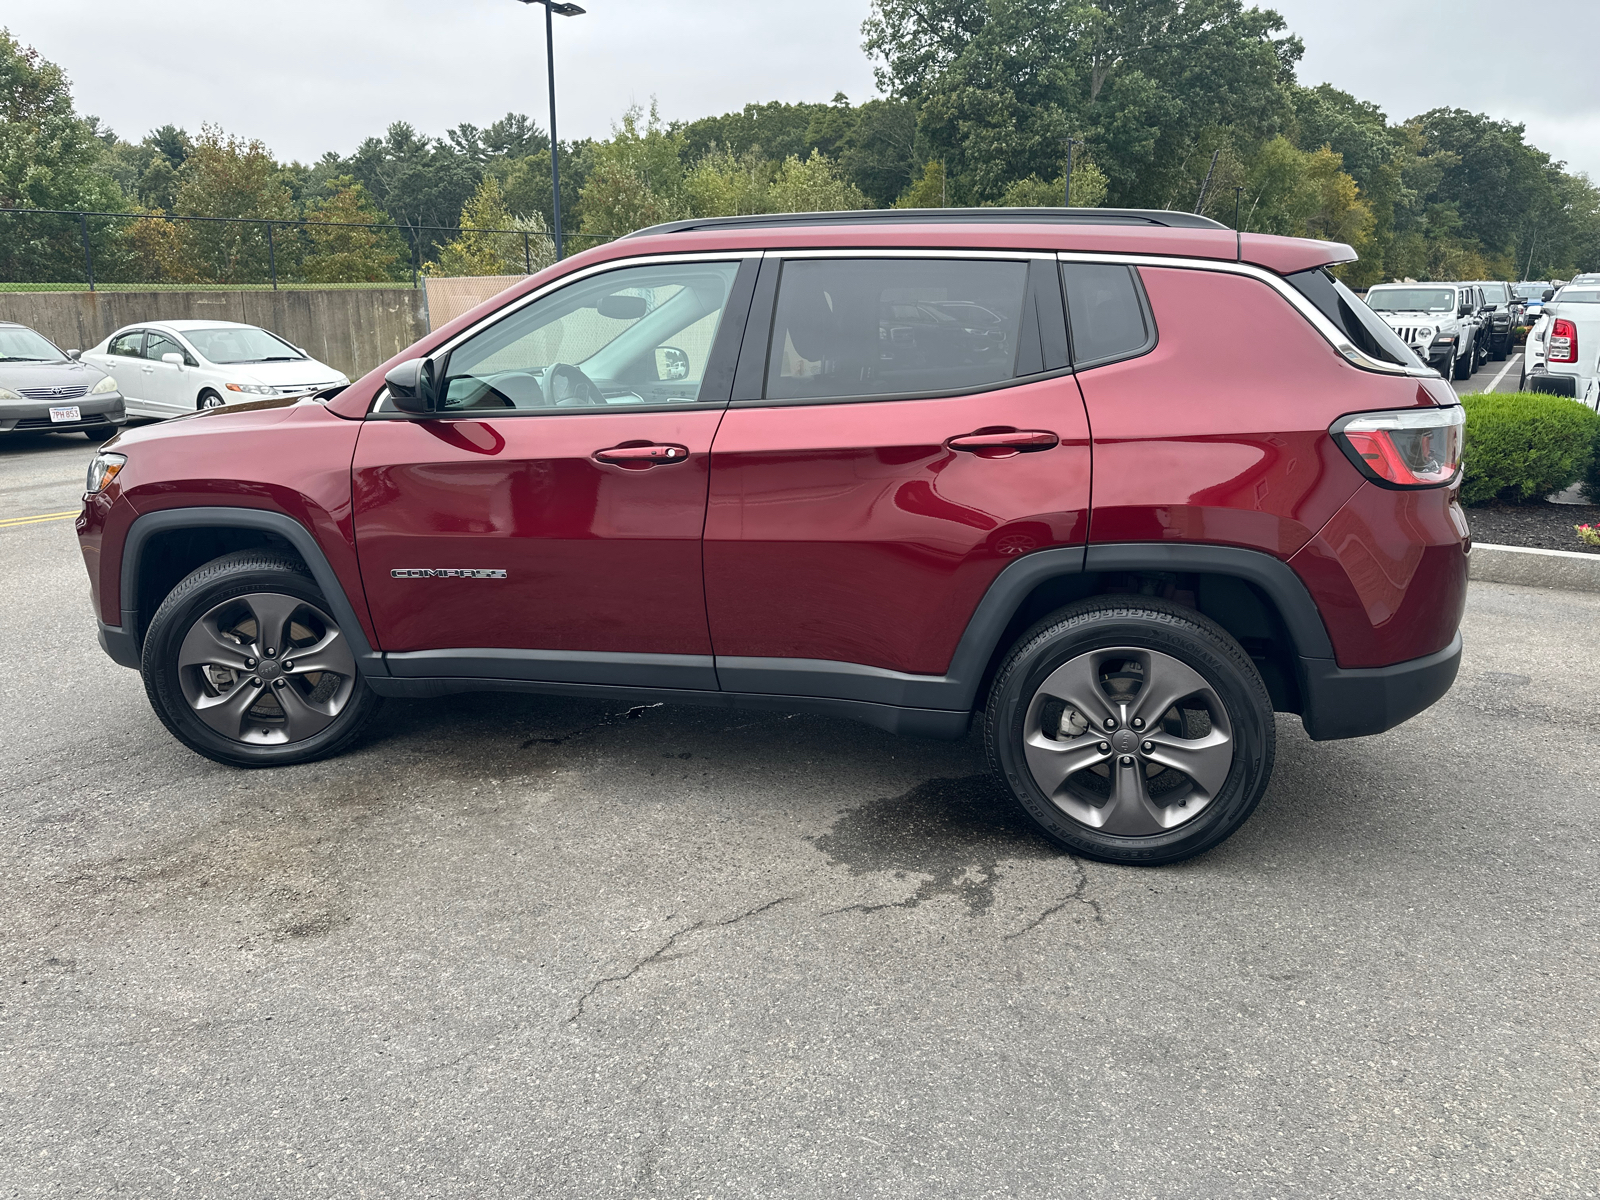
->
[3,4,1597,289]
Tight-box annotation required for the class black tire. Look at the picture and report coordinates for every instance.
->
[1453,345,1472,380]
[82,423,117,441]
[140,550,381,767]
[1492,336,1508,362]
[197,389,225,410]
[984,596,1276,866]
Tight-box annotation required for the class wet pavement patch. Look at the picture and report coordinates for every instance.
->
[810,774,1059,915]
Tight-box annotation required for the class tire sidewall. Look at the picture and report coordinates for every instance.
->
[989,605,1274,865]
[142,558,378,767]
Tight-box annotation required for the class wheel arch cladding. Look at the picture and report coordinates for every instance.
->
[116,508,383,674]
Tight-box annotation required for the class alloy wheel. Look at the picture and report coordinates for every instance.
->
[175,591,357,744]
[1021,646,1234,835]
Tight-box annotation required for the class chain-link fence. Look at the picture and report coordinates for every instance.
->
[0,207,614,292]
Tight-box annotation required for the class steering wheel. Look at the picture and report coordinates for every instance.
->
[546,362,607,407]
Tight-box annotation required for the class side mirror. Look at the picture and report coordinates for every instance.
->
[385,358,437,414]
[66,348,81,361]
[654,346,690,381]
[162,352,185,367]
[1458,306,1471,318]
[1543,289,1555,302]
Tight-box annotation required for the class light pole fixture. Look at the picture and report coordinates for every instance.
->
[1062,138,1084,208]
[516,0,585,261]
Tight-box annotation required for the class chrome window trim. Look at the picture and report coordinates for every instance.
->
[1055,251,1436,378]
[770,248,1052,262]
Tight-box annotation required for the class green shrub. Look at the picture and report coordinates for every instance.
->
[1586,418,1600,502]
[1459,392,1600,506]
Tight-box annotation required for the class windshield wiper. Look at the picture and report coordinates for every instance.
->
[258,355,303,362]
[0,356,52,362]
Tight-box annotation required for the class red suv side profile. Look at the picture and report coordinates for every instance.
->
[76,209,1467,864]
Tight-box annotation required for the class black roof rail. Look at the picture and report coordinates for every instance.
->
[624,207,1231,239]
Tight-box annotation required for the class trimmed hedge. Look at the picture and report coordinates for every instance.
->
[1460,392,1600,506]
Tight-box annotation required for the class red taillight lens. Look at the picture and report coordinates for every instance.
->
[1333,405,1465,488]
[1550,318,1577,362]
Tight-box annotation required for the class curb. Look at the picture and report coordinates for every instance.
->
[1469,542,1600,594]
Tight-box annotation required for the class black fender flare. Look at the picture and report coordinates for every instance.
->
[104,506,384,675]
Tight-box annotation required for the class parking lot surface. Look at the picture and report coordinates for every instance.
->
[2,427,1595,1198]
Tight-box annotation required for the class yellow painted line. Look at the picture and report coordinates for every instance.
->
[0,510,79,529]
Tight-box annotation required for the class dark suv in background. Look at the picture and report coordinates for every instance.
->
[76,208,1467,865]
[1466,280,1519,360]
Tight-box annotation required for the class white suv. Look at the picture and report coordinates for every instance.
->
[1364,283,1484,380]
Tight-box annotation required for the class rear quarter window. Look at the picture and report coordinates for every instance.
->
[1288,269,1424,370]
[1060,263,1154,367]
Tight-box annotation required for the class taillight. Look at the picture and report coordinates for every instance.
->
[1550,318,1577,363]
[1332,405,1465,488]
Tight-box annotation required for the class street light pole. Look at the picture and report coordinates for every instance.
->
[517,0,585,261]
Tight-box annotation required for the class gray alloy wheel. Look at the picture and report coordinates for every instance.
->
[198,389,226,409]
[141,550,380,766]
[985,596,1274,865]
[1021,646,1234,835]
[176,592,358,745]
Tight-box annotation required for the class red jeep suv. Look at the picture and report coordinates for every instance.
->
[76,209,1467,864]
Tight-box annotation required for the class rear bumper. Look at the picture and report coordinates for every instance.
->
[1527,372,1579,397]
[1298,631,1462,740]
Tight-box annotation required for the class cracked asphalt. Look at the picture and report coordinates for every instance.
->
[3,432,1598,1198]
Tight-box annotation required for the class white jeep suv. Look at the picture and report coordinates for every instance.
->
[1364,283,1484,381]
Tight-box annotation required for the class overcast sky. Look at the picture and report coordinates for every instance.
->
[10,0,1599,178]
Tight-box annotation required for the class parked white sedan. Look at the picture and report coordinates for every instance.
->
[82,321,348,417]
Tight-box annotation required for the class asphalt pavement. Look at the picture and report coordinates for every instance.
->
[2,423,1595,1199]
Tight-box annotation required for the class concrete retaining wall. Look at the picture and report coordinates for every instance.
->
[0,288,429,379]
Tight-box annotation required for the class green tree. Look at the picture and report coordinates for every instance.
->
[577,103,688,237]
[767,150,869,212]
[864,0,1303,206]
[894,159,949,207]
[428,175,546,276]
[164,125,294,283]
[301,177,409,282]
[998,161,1109,208]
[0,29,125,282]
[685,148,775,216]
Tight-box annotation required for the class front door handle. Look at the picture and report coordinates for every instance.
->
[593,442,691,469]
[946,428,1059,456]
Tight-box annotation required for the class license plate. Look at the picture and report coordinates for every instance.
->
[48,405,81,423]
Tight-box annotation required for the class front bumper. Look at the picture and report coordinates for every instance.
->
[1298,632,1462,741]
[0,395,126,434]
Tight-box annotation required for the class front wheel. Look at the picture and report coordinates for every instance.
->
[141,551,381,766]
[1453,345,1472,380]
[984,597,1276,866]
[197,389,226,410]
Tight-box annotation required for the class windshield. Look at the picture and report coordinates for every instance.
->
[0,326,66,362]
[1366,288,1456,313]
[184,326,304,364]
[1515,283,1550,299]
[1475,283,1509,303]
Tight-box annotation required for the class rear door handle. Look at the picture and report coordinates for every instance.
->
[593,443,691,469]
[946,429,1059,455]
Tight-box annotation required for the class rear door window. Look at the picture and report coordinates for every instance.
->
[108,331,144,358]
[1060,263,1154,367]
[763,258,1028,401]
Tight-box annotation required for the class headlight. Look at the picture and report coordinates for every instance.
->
[86,451,126,494]
[0,386,20,400]
[91,375,119,394]
[225,383,276,396]
[1418,326,1434,342]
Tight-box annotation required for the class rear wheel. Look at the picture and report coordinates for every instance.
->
[141,551,380,767]
[984,597,1275,866]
